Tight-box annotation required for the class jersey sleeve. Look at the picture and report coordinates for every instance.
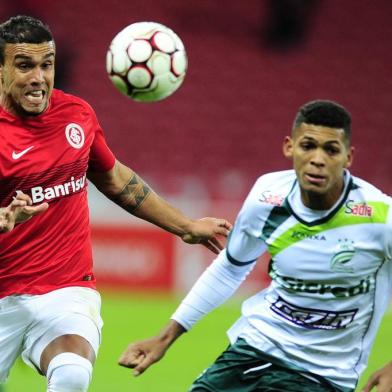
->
[171,249,256,330]
[226,176,270,264]
[88,108,116,172]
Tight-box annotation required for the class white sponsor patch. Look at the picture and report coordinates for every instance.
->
[65,123,85,149]
[31,174,87,203]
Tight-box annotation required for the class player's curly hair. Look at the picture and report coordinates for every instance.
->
[0,15,53,64]
[293,100,352,143]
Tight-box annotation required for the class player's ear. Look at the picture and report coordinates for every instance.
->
[282,136,293,159]
[345,146,355,168]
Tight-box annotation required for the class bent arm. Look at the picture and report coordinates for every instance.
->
[118,250,256,375]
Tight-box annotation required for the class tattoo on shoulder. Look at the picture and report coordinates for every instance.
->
[110,172,151,213]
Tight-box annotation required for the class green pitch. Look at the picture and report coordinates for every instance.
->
[5,291,392,391]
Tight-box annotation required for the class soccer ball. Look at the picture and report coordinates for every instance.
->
[106,22,187,102]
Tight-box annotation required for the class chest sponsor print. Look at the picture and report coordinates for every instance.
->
[30,173,87,203]
[268,294,357,330]
[344,200,373,217]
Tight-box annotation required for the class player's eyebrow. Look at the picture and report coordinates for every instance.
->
[301,136,341,145]
[14,52,55,61]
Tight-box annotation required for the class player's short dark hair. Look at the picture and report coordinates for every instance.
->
[293,100,352,143]
[0,15,53,64]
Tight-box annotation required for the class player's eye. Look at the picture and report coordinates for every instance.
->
[16,62,32,70]
[325,146,340,155]
[300,142,315,151]
[41,61,53,70]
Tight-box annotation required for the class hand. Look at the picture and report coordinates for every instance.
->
[118,336,169,376]
[181,217,232,254]
[0,191,49,232]
[118,320,186,376]
[362,362,392,392]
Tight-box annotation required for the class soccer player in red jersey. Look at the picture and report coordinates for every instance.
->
[0,15,231,391]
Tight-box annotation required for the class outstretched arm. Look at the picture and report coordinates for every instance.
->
[0,191,49,233]
[118,250,256,375]
[88,160,231,253]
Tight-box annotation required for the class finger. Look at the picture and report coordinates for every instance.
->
[362,377,378,392]
[372,378,392,392]
[215,227,231,237]
[220,219,233,230]
[0,211,13,232]
[14,191,33,205]
[218,219,233,231]
[22,202,49,216]
[133,353,159,376]
[9,199,28,211]
[214,220,232,237]
[118,349,145,369]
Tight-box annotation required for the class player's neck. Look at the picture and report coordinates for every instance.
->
[300,182,344,211]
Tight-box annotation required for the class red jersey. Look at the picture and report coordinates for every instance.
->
[0,89,115,297]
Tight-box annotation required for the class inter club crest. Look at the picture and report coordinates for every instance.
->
[65,123,85,149]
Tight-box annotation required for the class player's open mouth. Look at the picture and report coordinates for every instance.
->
[25,90,46,104]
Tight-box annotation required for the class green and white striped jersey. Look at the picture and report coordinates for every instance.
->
[226,169,392,390]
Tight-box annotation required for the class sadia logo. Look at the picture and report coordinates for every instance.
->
[259,191,284,206]
[330,239,356,272]
[344,199,373,217]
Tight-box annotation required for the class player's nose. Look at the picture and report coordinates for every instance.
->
[310,148,326,167]
[30,67,45,84]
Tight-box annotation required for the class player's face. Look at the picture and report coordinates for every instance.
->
[0,42,55,116]
[283,123,354,209]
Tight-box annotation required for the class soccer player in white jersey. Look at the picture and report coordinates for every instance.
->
[120,100,392,392]
[0,15,231,392]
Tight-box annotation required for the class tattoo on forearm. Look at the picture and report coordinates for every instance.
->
[110,173,151,213]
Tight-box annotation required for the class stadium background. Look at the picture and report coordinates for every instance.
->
[1,0,392,391]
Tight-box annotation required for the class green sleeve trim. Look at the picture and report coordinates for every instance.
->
[267,201,389,257]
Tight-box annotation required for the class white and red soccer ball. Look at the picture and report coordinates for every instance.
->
[106,22,187,102]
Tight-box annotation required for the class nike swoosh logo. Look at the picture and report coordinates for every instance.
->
[12,146,34,160]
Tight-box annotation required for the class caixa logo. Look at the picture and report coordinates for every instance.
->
[344,199,373,217]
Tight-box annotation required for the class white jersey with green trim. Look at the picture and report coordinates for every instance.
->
[226,169,392,390]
